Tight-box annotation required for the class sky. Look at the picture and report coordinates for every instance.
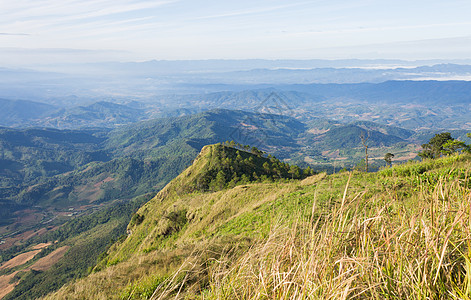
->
[1,0,471,65]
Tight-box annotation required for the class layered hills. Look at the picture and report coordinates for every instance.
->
[2,59,471,299]
[2,108,430,218]
[1,108,467,245]
[2,80,471,131]
[1,108,470,299]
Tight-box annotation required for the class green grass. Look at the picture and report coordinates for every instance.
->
[192,155,471,299]
[42,152,471,299]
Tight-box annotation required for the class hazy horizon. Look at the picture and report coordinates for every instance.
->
[1,0,471,67]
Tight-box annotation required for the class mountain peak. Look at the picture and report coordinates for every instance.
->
[153,143,313,202]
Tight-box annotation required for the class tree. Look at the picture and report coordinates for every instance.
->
[303,166,314,176]
[467,133,471,153]
[209,170,226,191]
[418,132,454,159]
[360,131,370,172]
[239,174,250,184]
[250,146,263,157]
[262,162,271,173]
[288,165,301,179]
[384,153,394,167]
[442,140,467,155]
[355,159,367,172]
[236,151,242,162]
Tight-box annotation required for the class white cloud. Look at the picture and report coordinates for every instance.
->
[0,32,30,36]
[1,0,471,62]
[0,0,177,31]
[191,1,314,20]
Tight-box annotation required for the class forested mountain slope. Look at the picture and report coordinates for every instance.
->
[40,146,471,299]
[2,109,469,299]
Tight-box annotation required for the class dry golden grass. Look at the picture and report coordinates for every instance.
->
[0,271,19,299]
[0,250,41,270]
[191,171,471,299]
[146,157,471,299]
[41,154,471,299]
[29,246,70,271]
[31,243,53,250]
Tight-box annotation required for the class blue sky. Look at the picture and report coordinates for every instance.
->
[1,0,471,64]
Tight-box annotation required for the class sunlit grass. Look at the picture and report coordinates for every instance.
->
[151,155,471,299]
[42,154,471,299]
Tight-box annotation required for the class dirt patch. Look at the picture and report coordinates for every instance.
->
[78,204,94,210]
[23,228,47,241]
[93,176,114,188]
[31,243,52,250]
[0,250,41,270]
[308,128,329,135]
[322,149,342,158]
[82,165,94,172]
[304,156,316,164]
[74,184,102,203]
[395,151,418,161]
[0,239,15,250]
[240,122,258,130]
[25,184,40,193]
[29,246,70,271]
[0,271,19,299]
[11,209,43,228]
[1,228,47,250]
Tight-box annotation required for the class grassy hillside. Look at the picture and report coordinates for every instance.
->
[2,110,467,298]
[40,145,471,299]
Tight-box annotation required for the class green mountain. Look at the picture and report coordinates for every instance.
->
[314,124,404,149]
[0,108,440,234]
[0,126,108,183]
[0,99,149,129]
[0,127,109,223]
[0,99,57,127]
[2,109,462,299]
[33,146,471,299]
[43,101,146,128]
[2,144,312,299]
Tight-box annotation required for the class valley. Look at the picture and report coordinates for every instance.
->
[1,62,471,299]
[2,0,471,297]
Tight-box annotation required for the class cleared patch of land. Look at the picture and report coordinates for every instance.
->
[0,250,41,270]
[0,228,48,251]
[308,128,329,134]
[94,176,114,188]
[31,243,52,250]
[0,271,19,299]
[28,246,70,271]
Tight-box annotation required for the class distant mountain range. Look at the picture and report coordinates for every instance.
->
[2,60,471,101]
[2,108,467,219]
[1,80,471,131]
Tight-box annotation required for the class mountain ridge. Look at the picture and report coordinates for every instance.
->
[36,147,471,299]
